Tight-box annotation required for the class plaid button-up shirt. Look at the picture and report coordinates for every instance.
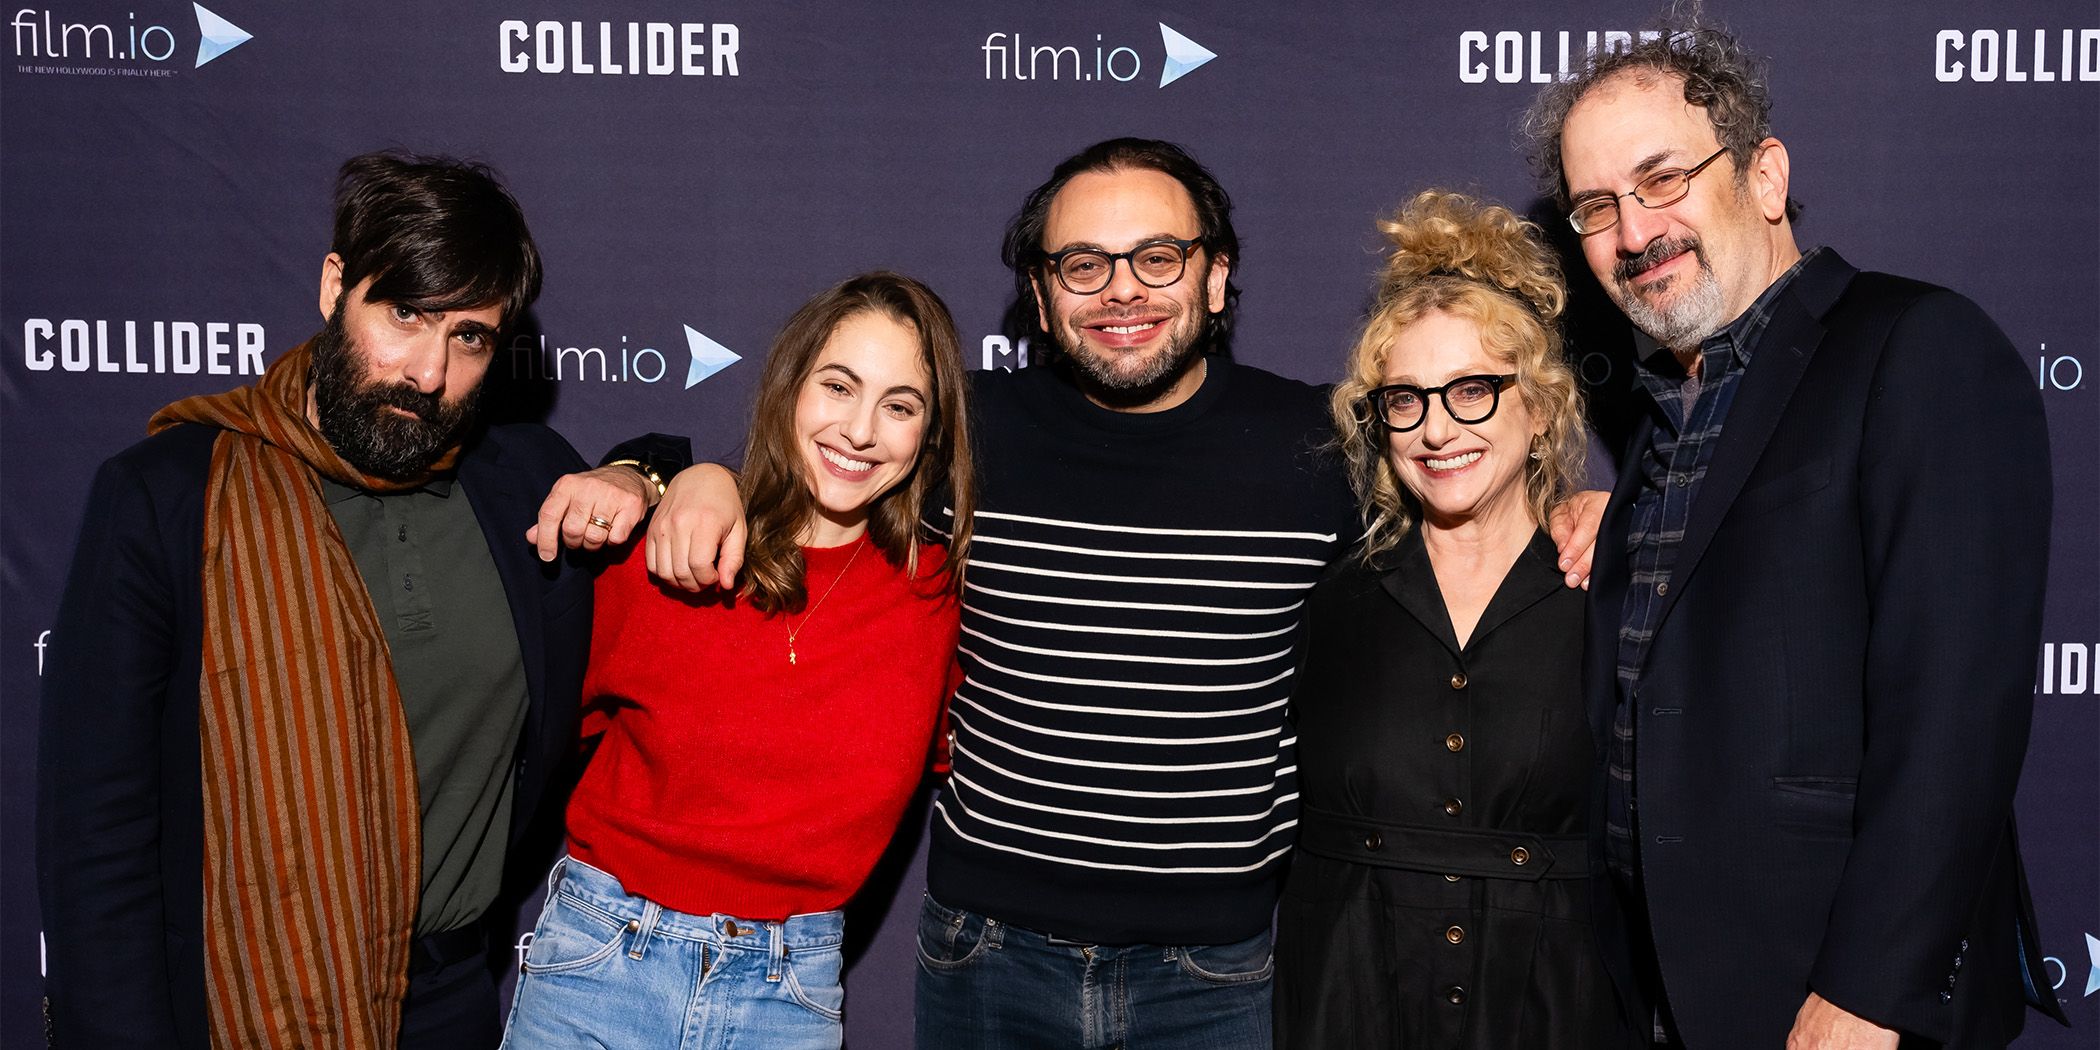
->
[1605,248,1823,882]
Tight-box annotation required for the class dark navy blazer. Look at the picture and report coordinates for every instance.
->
[37,422,597,1049]
[1583,251,2069,1047]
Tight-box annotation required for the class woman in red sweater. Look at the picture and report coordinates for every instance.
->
[501,271,975,1049]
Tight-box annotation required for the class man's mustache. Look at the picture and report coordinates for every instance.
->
[1615,237,1702,284]
[368,382,446,426]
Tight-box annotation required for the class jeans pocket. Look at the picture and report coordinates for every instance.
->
[1177,930,1274,985]
[915,895,995,972]
[782,946,846,1022]
[520,891,632,975]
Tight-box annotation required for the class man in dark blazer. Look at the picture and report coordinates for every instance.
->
[1523,28,2068,1050]
[36,153,667,1049]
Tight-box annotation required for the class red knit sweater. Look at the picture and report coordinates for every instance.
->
[567,537,960,920]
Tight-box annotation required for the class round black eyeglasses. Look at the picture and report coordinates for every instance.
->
[1364,374,1517,433]
[1040,238,1203,295]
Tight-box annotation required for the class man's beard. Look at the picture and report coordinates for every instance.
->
[1054,281,1209,409]
[1613,236,1727,352]
[310,310,479,480]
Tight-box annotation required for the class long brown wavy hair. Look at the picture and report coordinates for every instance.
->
[738,272,975,614]
[1330,191,1586,562]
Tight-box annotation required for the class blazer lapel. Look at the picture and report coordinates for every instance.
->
[1378,529,1461,658]
[457,434,553,760]
[1377,527,1562,656]
[1466,529,1564,645]
[1648,252,1857,632]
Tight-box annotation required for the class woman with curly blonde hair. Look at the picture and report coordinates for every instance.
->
[1273,192,1613,1048]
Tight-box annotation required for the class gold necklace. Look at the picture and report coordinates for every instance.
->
[785,537,867,666]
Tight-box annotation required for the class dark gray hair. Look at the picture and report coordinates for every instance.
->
[1520,25,1802,222]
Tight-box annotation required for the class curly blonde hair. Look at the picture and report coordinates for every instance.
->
[1330,190,1586,561]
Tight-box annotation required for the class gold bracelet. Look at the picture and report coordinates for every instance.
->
[606,458,667,499]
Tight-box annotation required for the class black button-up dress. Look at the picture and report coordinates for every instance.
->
[1275,528,1613,1048]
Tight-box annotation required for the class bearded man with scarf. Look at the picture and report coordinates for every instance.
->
[36,152,674,1050]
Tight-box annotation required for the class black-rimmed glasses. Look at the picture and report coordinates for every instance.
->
[1040,238,1204,295]
[1566,147,1729,235]
[1364,374,1517,432]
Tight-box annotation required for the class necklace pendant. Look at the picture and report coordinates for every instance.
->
[782,537,863,671]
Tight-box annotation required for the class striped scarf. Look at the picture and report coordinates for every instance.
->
[150,340,456,1048]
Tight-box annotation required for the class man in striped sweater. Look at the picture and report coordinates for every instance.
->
[908,139,1355,1049]
[639,138,1601,1048]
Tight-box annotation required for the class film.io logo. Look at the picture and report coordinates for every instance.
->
[982,22,1216,88]
[2036,345,2083,391]
[9,3,251,75]
[2036,932,2100,1000]
[506,323,740,388]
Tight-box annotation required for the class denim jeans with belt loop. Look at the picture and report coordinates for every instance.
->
[500,856,846,1050]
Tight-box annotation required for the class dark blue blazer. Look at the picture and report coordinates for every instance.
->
[36,422,597,1050]
[1584,250,2069,1047]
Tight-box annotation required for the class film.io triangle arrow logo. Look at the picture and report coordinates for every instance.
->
[192,4,251,68]
[1158,23,1215,87]
[683,325,741,388]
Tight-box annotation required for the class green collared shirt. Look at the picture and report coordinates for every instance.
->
[321,474,529,936]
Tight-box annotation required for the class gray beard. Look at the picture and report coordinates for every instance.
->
[1621,258,1727,352]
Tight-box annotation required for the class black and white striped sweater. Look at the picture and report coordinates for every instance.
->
[926,358,1358,945]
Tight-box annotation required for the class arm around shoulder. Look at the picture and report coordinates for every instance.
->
[527,431,693,560]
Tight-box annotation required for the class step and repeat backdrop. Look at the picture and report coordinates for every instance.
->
[3,1,2094,1044]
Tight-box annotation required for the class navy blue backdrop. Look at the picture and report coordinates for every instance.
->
[4,2,2094,1044]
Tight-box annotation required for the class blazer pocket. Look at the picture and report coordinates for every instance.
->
[1770,775,1857,834]
[1731,457,1831,519]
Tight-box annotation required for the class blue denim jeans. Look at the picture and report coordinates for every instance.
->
[500,857,846,1050]
[913,894,1273,1050]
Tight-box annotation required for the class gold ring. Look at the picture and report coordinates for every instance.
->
[587,515,613,531]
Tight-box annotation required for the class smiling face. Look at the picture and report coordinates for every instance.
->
[1032,167,1230,410]
[311,254,499,478]
[792,310,933,546]
[1560,72,1793,352]
[1383,309,1540,530]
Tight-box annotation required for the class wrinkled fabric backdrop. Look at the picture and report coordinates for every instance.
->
[4,2,2094,1044]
